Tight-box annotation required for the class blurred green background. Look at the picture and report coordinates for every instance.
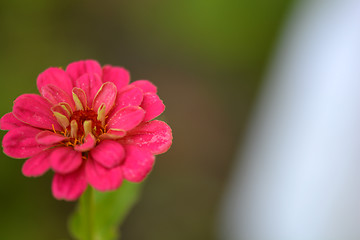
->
[0,0,293,239]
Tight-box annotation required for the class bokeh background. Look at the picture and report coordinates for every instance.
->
[0,0,293,239]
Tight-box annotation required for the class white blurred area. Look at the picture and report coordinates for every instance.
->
[220,0,360,239]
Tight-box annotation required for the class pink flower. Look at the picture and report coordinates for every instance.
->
[1,60,172,201]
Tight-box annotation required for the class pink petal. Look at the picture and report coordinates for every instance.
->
[37,67,73,96]
[108,86,143,118]
[107,106,145,131]
[85,155,123,191]
[122,120,172,155]
[66,60,102,82]
[51,103,72,119]
[102,65,130,90]
[13,94,62,131]
[22,150,52,177]
[121,145,154,182]
[99,129,126,140]
[141,93,165,122]
[74,73,102,106]
[72,87,88,110]
[50,147,83,174]
[131,80,157,93]
[41,84,75,109]
[52,165,87,201]
[0,112,28,130]
[91,140,125,168]
[74,133,96,152]
[36,131,68,145]
[53,112,69,129]
[2,126,45,159]
[92,82,117,115]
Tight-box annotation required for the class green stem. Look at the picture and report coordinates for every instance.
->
[83,187,95,240]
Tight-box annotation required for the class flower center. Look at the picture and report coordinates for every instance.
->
[67,110,104,137]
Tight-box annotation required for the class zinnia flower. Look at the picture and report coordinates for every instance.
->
[1,60,172,201]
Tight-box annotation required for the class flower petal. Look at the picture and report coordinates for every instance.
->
[74,73,102,106]
[66,60,102,82]
[22,150,52,177]
[51,103,72,119]
[70,120,78,138]
[74,133,96,152]
[86,155,123,191]
[102,65,130,90]
[52,165,87,201]
[92,82,117,116]
[53,112,70,129]
[109,86,143,118]
[99,129,126,140]
[2,126,45,158]
[131,80,157,93]
[36,131,68,145]
[97,104,106,125]
[13,94,62,131]
[41,84,75,109]
[107,106,145,131]
[37,67,73,96]
[141,93,165,122]
[72,87,88,110]
[91,140,125,168]
[122,120,172,155]
[50,147,82,174]
[0,112,28,130]
[121,145,154,182]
